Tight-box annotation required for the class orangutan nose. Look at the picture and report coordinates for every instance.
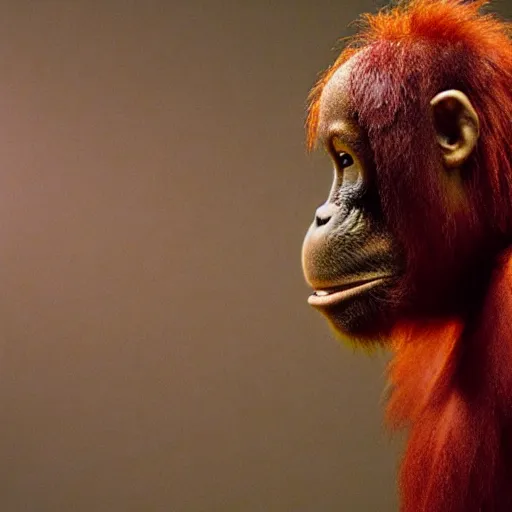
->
[314,203,337,228]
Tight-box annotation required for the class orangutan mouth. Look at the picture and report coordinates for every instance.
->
[308,277,387,307]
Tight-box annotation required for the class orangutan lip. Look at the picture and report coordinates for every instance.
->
[308,277,386,307]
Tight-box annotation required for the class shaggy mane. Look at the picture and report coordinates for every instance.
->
[307,0,512,152]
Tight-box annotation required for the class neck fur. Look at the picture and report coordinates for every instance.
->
[388,250,512,511]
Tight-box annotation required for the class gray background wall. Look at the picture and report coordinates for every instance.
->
[0,1,510,511]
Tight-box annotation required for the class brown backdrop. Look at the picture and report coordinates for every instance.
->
[0,1,510,511]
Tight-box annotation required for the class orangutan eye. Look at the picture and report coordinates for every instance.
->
[337,152,354,169]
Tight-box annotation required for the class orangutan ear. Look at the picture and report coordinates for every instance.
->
[430,90,480,169]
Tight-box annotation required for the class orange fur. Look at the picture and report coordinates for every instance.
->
[391,251,512,511]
